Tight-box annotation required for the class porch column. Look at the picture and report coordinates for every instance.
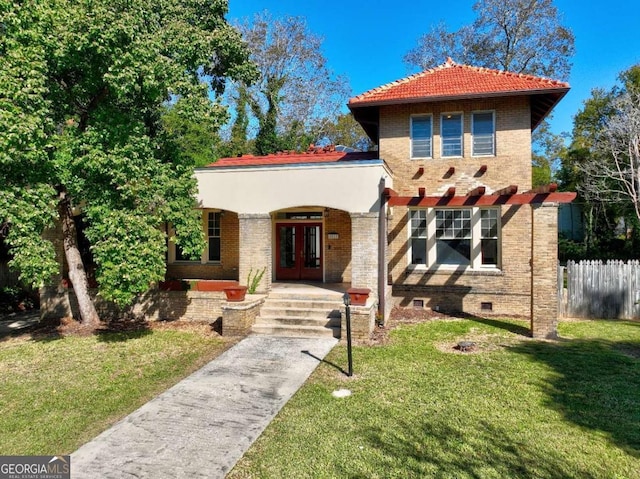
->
[238,213,272,294]
[350,212,379,295]
[530,202,559,339]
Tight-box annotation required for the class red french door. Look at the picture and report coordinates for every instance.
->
[276,223,323,281]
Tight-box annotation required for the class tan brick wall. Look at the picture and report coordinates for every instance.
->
[380,95,539,319]
[379,96,532,196]
[388,204,533,317]
[325,208,352,283]
[41,286,226,322]
[221,298,264,337]
[167,211,239,281]
[341,301,376,344]
[239,214,272,293]
[531,203,559,338]
[351,212,379,294]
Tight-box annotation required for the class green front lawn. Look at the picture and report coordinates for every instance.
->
[0,325,229,455]
[229,318,640,479]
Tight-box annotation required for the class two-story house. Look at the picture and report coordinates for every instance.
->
[44,59,575,339]
[170,58,575,338]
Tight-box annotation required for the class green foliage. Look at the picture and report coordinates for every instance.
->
[217,85,251,158]
[0,329,226,455]
[246,267,266,294]
[161,99,225,168]
[404,0,574,81]
[0,285,38,313]
[229,319,640,478]
[558,235,586,263]
[322,113,374,151]
[560,64,640,258]
[0,0,256,306]
[237,12,350,155]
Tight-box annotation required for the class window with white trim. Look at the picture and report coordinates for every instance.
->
[411,115,432,158]
[410,210,427,264]
[435,209,472,265]
[472,111,495,156]
[410,207,500,268]
[441,113,463,157]
[171,210,222,263]
[207,211,221,262]
[480,209,499,266]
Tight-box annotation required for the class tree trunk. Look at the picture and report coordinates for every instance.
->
[59,194,101,330]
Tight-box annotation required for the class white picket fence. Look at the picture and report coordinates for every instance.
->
[559,260,640,319]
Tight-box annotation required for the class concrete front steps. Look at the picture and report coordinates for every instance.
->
[252,290,343,338]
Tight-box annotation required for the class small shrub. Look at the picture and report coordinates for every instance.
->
[246,267,266,294]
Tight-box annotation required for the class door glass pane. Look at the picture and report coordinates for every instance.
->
[279,226,296,268]
[303,226,321,268]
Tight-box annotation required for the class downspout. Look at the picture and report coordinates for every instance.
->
[378,177,387,322]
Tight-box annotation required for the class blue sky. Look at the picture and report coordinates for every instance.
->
[227,0,640,137]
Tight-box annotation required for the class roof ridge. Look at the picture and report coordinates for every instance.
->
[349,58,458,104]
[453,62,569,87]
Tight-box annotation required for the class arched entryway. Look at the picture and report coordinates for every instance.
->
[272,207,352,283]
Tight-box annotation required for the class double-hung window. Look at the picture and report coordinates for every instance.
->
[410,207,500,269]
[441,113,463,157]
[410,210,428,264]
[435,209,472,265]
[411,115,432,158]
[172,210,222,263]
[207,212,221,262]
[480,209,498,266]
[472,111,495,156]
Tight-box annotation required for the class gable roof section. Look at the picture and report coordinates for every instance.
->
[205,150,379,169]
[348,58,570,139]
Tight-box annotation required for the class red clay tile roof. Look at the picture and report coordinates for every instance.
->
[348,58,569,106]
[206,150,379,168]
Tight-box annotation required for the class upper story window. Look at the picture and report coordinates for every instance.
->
[411,115,432,158]
[441,113,463,157]
[472,111,495,156]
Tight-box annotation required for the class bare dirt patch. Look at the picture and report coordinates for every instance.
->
[434,328,527,354]
[384,306,531,353]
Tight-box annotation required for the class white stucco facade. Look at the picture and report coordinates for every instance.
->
[195,159,392,214]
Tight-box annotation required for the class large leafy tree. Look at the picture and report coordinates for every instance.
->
[404,0,574,81]
[235,12,351,155]
[559,66,640,257]
[322,114,375,152]
[0,0,256,329]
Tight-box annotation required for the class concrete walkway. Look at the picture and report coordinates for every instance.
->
[71,335,338,478]
[0,311,40,336]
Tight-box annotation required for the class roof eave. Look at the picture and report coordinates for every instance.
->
[348,87,570,109]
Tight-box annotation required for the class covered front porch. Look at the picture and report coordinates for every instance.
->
[194,151,392,312]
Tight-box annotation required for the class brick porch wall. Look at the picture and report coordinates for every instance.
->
[324,208,352,283]
[238,214,272,293]
[40,286,226,323]
[351,212,379,295]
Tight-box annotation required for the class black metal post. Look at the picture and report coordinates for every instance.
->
[343,292,353,377]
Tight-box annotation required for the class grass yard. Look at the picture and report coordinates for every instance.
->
[0,323,230,455]
[229,317,640,479]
